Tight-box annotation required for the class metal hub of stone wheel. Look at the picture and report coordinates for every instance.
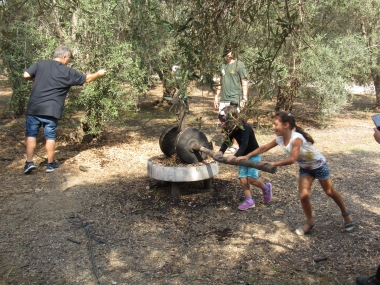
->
[175,128,212,164]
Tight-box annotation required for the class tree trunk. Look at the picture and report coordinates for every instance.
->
[162,71,177,99]
[371,68,380,107]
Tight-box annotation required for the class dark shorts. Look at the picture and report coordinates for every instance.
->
[25,115,58,140]
[299,163,330,180]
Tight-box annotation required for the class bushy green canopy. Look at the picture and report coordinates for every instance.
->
[1,0,379,132]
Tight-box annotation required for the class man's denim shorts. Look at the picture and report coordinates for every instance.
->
[238,154,261,179]
[25,115,58,140]
[299,163,330,180]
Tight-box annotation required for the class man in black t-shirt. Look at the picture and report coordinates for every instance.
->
[23,45,107,173]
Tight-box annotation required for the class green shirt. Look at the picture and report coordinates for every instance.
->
[220,60,247,103]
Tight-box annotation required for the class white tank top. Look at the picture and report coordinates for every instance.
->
[276,131,326,169]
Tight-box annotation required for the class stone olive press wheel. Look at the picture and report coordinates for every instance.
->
[159,126,178,157]
[159,126,277,173]
[175,128,213,164]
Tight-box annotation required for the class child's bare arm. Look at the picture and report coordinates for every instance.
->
[236,139,277,161]
[374,128,380,144]
[271,138,302,166]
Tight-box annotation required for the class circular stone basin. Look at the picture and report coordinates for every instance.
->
[147,155,219,182]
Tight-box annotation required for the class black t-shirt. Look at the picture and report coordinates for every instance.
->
[219,123,260,157]
[26,60,86,119]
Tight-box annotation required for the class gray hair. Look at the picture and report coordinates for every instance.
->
[54,46,71,58]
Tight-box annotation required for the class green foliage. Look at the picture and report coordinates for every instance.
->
[299,0,380,107]
[0,17,53,117]
[298,37,349,116]
[164,1,256,87]
[165,0,305,119]
[126,0,178,96]
[2,0,151,134]
[62,1,149,135]
[74,81,120,135]
[2,0,380,127]
[334,35,371,85]
[163,69,193,127]
[66,44,147,134]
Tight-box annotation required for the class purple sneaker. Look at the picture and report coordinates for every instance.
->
[238,199,255,211]
[263,182,272,204]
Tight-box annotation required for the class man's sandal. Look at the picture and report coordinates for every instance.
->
[295,222,315,236]
[342,211,355,231]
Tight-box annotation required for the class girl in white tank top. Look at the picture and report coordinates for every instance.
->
[236,111,354,235]
[275,131,325,170]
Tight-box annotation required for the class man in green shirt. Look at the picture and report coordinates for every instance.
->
[214,48,248,153]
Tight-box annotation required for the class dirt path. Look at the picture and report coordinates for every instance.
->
[1,82,380,285]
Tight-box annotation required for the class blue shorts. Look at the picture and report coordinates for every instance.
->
[238,154,261,179]
[299,163,330,180]
[25,115,58,140]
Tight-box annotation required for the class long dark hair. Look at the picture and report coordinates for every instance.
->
[274,111,315,144]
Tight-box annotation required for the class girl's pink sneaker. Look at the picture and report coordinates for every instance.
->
[238,199,255,211]
[263,183,272,203]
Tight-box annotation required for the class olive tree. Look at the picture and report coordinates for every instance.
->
[0,0,56,117]
[1,0,150,135]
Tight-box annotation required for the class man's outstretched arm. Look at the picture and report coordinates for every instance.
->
[23,72,33,81]
[85,69,107,83]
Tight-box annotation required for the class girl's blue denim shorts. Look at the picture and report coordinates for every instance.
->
[299,163,330,180]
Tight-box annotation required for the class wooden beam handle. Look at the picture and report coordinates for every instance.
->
[192,144,277,174]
